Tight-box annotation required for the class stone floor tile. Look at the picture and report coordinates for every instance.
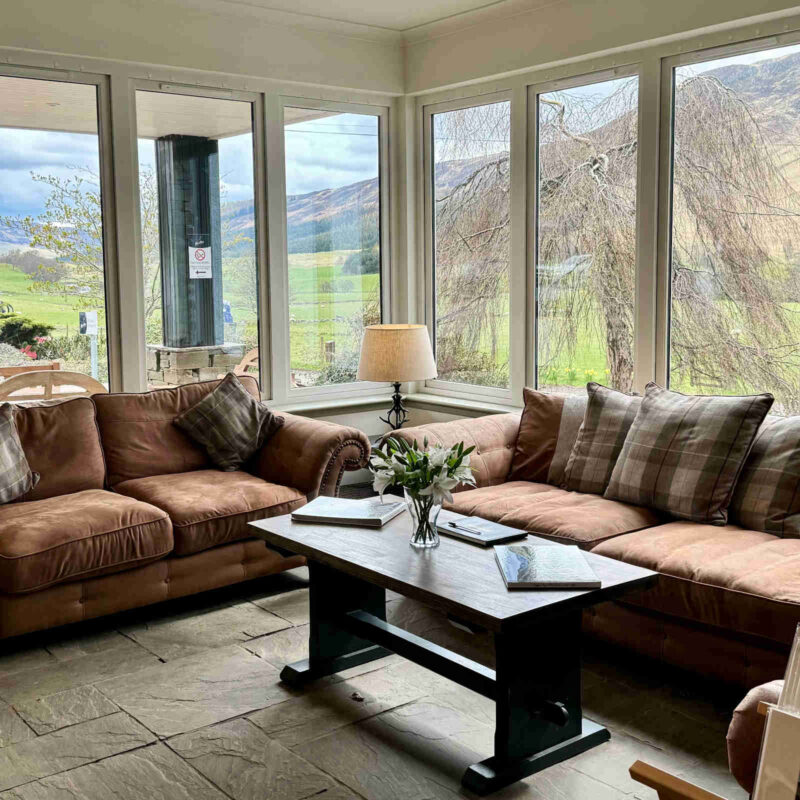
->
[43,630,132,662]
[673,744,748,799]
[491,763,630,800]
[293,700,486,800]
[252,588,310,626]
[312,787,363,800]
[0,640,160,706]
[243,625,310,669]
[0,712,155,791]
[0,705,34,748]
[248,666,426,747]
[120,602,291,660]
[95,644,288,737]
[566,730,704,796]
[168,718,336,800]
[13,685,119,735]
[0,743,227,800]
[0,650,52,677]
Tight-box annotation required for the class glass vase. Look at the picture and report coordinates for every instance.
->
[404,488,441,549]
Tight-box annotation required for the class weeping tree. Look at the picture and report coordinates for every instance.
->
[433,104,511,387]
[434,70,800,410]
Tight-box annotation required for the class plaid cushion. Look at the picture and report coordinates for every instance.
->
[174,373,283,471]
[605,383,773,524]
[0,404,39,503]
[729,415,800,537]
[562,383,641,495]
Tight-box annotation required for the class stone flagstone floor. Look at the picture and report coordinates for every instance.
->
[0,533,749,799]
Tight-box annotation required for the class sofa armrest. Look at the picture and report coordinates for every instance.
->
[254,413,370,499]
[390,413,521,489]
[726,679,783,794]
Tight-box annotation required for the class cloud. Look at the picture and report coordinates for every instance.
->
[0,128,100,217]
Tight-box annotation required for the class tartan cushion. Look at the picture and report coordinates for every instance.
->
[562,383,641,495]
[604,383,773,524]
[729,415,800,537]
[0,404,39,503]
[174,373,283,471]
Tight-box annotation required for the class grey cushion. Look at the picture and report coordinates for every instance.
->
[0,404,39,503]
[604,383,773,524]
[729,415,800,537]
[174,373,283,471]
[562,382,641,495]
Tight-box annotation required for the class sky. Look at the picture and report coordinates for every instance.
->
[0,110,379,231]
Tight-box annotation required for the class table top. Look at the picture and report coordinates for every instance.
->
[249,509,657,633]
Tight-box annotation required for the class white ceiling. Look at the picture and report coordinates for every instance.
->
[197,0,507,32]
[0,77,341,138]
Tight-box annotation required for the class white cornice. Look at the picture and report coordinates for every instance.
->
[162,0,566,45]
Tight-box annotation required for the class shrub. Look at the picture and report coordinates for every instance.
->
[0,314,54,349]
[342,249,380,275]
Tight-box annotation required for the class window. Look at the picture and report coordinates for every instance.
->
[668,45,800,414]
[283,108,382,389]
[535,75,639,394]
[0,76,110,386]
[431,101,511,389]
[136,90,259,389]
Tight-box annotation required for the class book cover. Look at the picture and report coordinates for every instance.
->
[291,496,405,528]
[437,513,526,546]
[494,544,601,589]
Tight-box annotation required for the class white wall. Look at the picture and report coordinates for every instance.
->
[2,0,403,95]
[405,0,800,93]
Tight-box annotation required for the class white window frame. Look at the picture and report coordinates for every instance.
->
[0,64,122,389]
[527,64,642,394]
[422,90,523,405]
[268,96,392,405]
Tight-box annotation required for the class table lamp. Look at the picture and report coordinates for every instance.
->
[357,324,437,429]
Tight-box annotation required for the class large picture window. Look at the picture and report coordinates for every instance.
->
[136,90,259,389]
[0,76,110,387]
[668,45,800,414]
[535,75,639,394]
[430,100,511,389]
[283,108,382,389]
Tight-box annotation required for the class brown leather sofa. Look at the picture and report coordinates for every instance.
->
[391,413,799,688]
[0,376,369,640]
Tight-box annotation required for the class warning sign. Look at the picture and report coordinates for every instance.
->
[189,246,212,279]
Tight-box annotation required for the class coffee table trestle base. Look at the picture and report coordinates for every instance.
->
[279,561,609,796]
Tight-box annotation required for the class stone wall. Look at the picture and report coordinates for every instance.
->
[147,343,244,387]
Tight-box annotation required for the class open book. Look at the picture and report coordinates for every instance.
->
[494,543,601,589]
[291,496,405,528]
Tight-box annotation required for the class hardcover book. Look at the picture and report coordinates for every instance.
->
[437,512,527,546]
[494,543,601,589]
[291,496,405,528]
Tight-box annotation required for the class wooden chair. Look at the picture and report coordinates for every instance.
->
[629,761,726,800]
[0,361,60,380]
[0,370,107,402]
[218,347,259,379]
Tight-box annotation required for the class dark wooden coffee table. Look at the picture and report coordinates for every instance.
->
[249,512,656,795]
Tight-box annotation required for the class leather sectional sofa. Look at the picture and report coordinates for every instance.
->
[0,376,370,640]
[391,412,800,688]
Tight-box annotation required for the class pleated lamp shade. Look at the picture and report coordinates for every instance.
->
[357,324,438,383]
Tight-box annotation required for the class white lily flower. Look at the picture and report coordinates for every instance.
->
[419,474,459,505]
[452,464,475,484]
[427,445,450,468]
[372,468,395,498]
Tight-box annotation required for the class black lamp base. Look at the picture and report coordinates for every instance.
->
[380,382,408,430]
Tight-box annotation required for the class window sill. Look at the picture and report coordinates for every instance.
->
[404,392,521,416]
[276,393,393,415]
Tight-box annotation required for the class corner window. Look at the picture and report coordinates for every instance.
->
[430,101,511,389]
[135,90,260,389]
[535,75,639,394]
[0,76,111,391]
[282,108,382,389]
[668,44,800,413]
